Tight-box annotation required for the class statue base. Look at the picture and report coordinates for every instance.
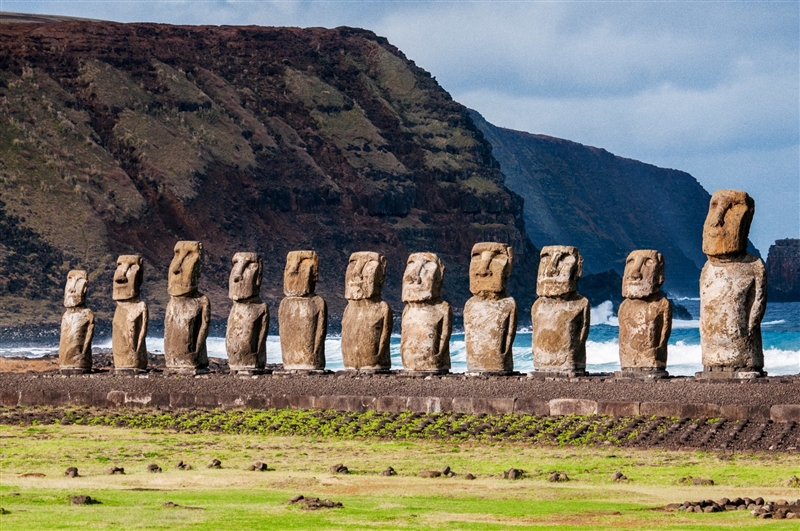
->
[230,368,269,377]
[695,367,767,380]
[528,369,588,379]
[465,371,520,377]
[165,367,210,376]
[615,367,669,380]
[340,368,393,375]
[400,369,450,377]
[113,368,147,376]
[59,367,91,375]
[272,369,331,376]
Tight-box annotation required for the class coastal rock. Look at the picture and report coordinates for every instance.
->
[279,251,327,370]
[400,253,452,373]
[766,239,800,302]
[226,252,268,374]
[58,270,94,373]
[112,255,148,371]
[464,243,517,374]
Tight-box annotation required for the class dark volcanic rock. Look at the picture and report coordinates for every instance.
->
[766,239,800,302]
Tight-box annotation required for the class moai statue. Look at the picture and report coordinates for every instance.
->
[278,251,327,371]
[617,250,672,378]
[531,246,590,376]
[112,255,149,373]
[58,270,95,374]
[341,252,393,372]
[164,241,210,374]
[699,190,766,378]
[464,243,517,375]
[226,252,269,375]
[400,252,452,374]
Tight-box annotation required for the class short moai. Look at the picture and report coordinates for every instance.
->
[226,252,269,375]
[400,252,452,374]
[699,189,767,378]
[463,242,517,375]
[164,241,210,374]
[531,245,590,377]
[278,251,327,372]
[112,254,149,373]
[341,251,393,372]
[617,250,672,379]
[59,270,95,374]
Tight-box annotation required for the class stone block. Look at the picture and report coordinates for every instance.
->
[640,402,682,417]
[244,395,269,409]
[218,394,248,409]
[0,390,19,406]
[681,403,720,419]
[170,393,196,409]
[451,397,474,414]
[513,397,550,416]
[720,404,771,421]
[472,398,515,415]
[194,394,220,408]
[771,405,800,423]
[376,396,407,413]
[597,401,640,416]
[107,391,126,406]
[549,398,597,416]
[288,395,315,410]
[270,395,290,409]
[314,395,338,410]
[123,392,154,407]
[406,396,444,413]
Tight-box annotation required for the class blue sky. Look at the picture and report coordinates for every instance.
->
[4,0,798,254]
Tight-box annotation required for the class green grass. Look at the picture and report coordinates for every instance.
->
[1,420,799,530]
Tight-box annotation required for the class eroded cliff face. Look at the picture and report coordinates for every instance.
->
[766,239,800,302]
[0,20,537,333]
[470,111,734,296]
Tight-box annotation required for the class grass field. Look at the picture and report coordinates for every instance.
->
[1,416,799,529]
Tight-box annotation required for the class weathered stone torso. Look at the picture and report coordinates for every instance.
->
[341,299,392,370]
[531,295,589,371]
[278,295,327,370]
[164,294,210,369]
[112,300,148,370]
[618,294,671,369]
[58,307,95,369]
[400,301,451,372]
[464,296,517,372]
[226,301,268,370]
[700,254,766,369]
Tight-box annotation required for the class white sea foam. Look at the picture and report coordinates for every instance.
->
[590,300,618,326]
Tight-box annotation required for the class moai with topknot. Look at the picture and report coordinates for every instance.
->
[112,255,149,373]
[59,270,95,374]
[464,243,517,375]
[699,189,766,378]
[164,241,210,374]
[341,252,393,372]
[400,252,452,374]
[226,252,269,375]
[531,245,590,377]
[617,250,672,379]
[278,251,327,372]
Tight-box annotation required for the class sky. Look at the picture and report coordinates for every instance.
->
[3,0,799,254]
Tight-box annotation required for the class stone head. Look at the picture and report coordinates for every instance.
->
[168,241,203,297]
[64,269,88,308]
[537,245,583,297]
[284,250,318,297]
[113,254,144,301]
[702,189,754,257]
[229,252,262,301]
[345,251,386,301]
[402,252,444,303]
[469,242,513,296]
[622,250,664,299]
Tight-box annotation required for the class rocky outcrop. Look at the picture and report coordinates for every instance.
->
[766,239,800,302]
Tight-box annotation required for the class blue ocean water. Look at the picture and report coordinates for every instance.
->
[3,301,798,376]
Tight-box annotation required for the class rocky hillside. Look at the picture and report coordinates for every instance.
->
[470,111,751,296]
[766,239,800,302]
[0,18,539,335]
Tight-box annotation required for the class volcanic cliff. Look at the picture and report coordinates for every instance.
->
[0,18,538,334]
[766,239,800,302]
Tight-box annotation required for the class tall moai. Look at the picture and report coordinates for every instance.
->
[278,251,327,372]
[164,241,210,374]
[699,190,766,378]
[617,250,672,378]
[400,252,452,374]
[531,246,590,377]
[464,243,517,375]
[112,255,149,373]
[58,270,95,374]
[341,252,393,372]
[226,252,269,375]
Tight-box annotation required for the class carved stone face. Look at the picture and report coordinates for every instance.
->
[64,269,88,308]
[702,189,754,257]
[284,250,318,297]
[229,252,262,301]
[469,242,513,296]
[402,252,444,303]
[537,245,583,297]
[345,251,386,300]
[113,255,143,301]
[168,241,203,297]
[622,250,664,299]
